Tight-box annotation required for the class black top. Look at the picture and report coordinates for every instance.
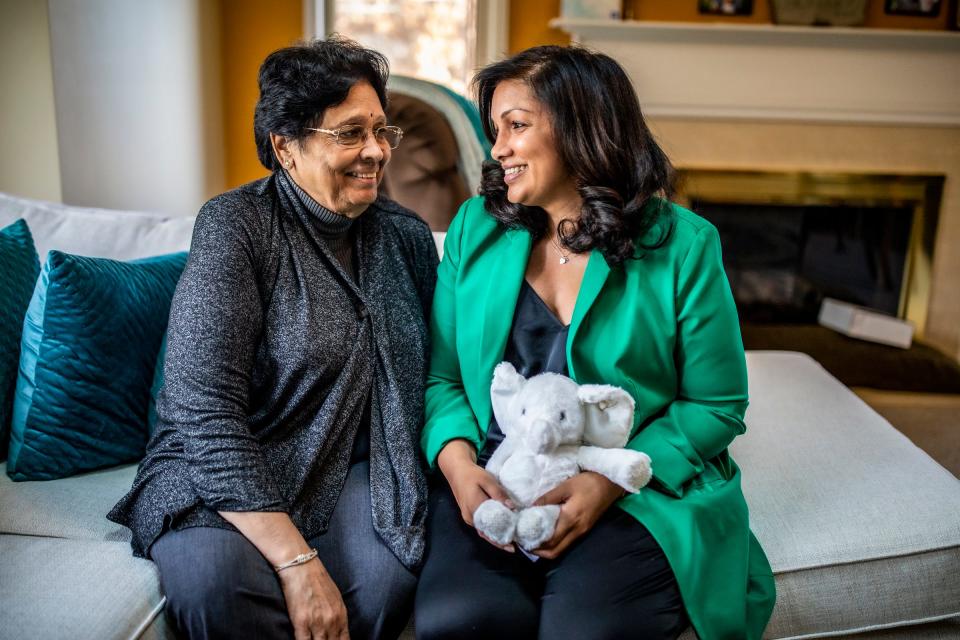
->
[479,280,569,465]
[107,173,437,569]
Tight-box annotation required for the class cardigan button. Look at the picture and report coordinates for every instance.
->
[357,305,368,320]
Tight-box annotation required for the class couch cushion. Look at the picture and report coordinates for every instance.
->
[0,461,135,541]
[0,191,195,262]
[0,220,40,460]
[8,251,186,481]
[735,352,960,638]
[0,535,171,640]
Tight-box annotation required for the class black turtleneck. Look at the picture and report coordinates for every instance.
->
[279,169,357,280]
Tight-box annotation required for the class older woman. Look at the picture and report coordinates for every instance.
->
[108,38,436,640]
[414,46,775,639]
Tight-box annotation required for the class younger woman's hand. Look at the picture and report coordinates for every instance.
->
[277,558,349,640]
[531,471,624,560]
[437,439,516,552]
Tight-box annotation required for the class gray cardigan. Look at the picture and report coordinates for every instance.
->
[108,174,438,569]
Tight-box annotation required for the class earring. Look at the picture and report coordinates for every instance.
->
[284,160,292,169]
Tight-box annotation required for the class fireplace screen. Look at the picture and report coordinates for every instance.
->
[677,170,943,337]
[691,201,914,323]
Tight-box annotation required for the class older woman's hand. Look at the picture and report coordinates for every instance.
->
[217,511,350,638]
[438,439,516,552]
[278,559,349,640]
[531,471,624,560]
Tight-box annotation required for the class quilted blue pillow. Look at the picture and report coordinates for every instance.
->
[7,250,187,480]
[0,219,40,460]
[147,331,167,435]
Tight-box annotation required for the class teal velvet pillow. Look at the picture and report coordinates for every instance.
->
[0,219,41,460]
[147,331,167,435]
[8,250,187,480]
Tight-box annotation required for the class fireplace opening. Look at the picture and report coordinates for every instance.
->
[690,201,914,324]
[676,170,960,393]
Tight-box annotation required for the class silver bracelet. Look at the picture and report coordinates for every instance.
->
[274,548,318,573]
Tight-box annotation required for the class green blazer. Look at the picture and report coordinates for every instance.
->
[421,196,776,639]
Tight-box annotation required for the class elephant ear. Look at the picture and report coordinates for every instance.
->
[491,362,526,437]
[577,384,636,448]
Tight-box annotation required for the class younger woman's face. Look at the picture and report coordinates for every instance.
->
[489,80,578,214]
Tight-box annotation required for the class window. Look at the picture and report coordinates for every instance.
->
[313,0,507,94]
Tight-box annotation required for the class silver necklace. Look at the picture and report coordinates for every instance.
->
[549,236,571,265]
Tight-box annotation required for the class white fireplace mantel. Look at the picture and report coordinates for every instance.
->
[550,19,960,126]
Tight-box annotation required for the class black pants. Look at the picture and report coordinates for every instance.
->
[414,483,689,640]
[149,461,416,640]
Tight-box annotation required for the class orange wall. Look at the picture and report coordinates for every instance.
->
[219,0,303,189]
[509,0,952,53]
[509,0,570,53]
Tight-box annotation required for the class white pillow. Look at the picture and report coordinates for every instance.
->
[1,192,447,263]
[0,192,196,262]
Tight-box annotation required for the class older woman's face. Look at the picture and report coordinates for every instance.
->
[288,81,390,218]
[489,79,576,215]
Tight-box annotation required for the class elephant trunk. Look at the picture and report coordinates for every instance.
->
[524,419,560,454]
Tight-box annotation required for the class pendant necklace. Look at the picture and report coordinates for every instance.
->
[549,235,571,265]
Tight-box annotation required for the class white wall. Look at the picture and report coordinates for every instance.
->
[555,19,960,126]
[48,0,223,217]
[0,0,62,202]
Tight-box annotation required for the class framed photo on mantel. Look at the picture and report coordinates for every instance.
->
[698,0,754,15]
[884,0,943,16]
[561,0,622,20]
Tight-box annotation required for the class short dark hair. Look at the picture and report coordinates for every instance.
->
[474,45,675,265]
[254,36,390,171]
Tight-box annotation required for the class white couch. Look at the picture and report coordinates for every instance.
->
[2,193,959,639]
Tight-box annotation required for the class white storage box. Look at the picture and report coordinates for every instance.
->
[818,297,914,349]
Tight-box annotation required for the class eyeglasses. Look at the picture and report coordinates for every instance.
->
[307,125,404,149]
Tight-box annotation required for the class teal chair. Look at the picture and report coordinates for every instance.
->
[384,76,491,231]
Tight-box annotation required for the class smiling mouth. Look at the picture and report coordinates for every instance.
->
[346,171,377,179]
[504,165,527,176]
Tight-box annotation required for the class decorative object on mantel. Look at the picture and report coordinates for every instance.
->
[885,0,943,17]
[770,0,868,25]
[561,0,622,20]
[698,0,753,15]
[818,298,915,349]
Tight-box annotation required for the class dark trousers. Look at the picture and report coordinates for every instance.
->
[150,461,416,640]
[414,483,689,640]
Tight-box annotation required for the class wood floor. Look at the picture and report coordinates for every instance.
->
[855,388,960,479]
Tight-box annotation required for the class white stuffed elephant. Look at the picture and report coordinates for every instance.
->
[473,362,653,551]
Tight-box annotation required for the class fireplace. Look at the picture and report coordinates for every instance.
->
[674,170,960,393]
[676,170,944,335]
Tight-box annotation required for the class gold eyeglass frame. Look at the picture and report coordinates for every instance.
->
[306,125,404,149]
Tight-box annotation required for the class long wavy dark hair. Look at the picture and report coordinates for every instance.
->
[474,46,675,265]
